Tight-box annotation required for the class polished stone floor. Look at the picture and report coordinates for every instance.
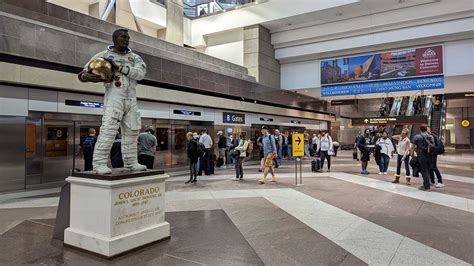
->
[1,151,473,265]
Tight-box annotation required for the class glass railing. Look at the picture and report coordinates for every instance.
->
[183,0,260,18]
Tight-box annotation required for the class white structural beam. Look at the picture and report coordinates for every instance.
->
[190,0,359,47]
[129,0,167,29]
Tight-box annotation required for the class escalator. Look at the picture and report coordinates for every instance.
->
[429,95,446,137]
[411,95,433,136]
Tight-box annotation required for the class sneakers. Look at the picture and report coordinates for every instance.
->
[383,172,388,175]
[361,170,369,175]
[258,179,265,184]
[418,186,430,191]
[379,172,384,175]
[94,165,112,175]
[232,177,240,181]
[435,183,445,188]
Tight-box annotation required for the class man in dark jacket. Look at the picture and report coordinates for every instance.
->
[410,124,435,191]
[217,131,227,168]
[427,127,444,188]
[186,132,199,184]
[110,132,124,168]
[80,128,97,171]
[358,129,374,175]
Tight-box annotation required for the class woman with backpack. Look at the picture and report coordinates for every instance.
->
[186,132,200,184]
[232,132,249,181]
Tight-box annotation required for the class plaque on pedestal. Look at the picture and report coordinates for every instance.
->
[63,169,170,258]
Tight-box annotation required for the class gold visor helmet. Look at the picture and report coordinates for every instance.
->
[88,58,113,82]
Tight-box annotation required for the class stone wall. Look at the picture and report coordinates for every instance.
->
[0,0,330,114]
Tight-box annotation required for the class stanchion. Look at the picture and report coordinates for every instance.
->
[294,157,303,186]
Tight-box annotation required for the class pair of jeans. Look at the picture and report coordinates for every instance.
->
[319,150,331,170]
[430,155,443,183]
[396,154,411,176]
[83,153,93,171]
[277,147,282,164]
[379,154,390,173]
[304,144,310,157]
[282,144,288,158]
[287,144,293,160]
[189,161,197,181]
[138,154,154,169]
[235,156,244,178]
[418,155,433,188]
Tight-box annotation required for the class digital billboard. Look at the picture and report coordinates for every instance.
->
[320,45,444,96]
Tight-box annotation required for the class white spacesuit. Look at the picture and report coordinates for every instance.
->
[80,46,147,174]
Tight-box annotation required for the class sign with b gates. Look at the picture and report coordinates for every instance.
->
[223,112,245,124]
[292,133,305,157]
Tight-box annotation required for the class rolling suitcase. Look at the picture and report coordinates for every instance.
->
[311,159,321,172]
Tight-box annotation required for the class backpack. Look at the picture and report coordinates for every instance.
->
[433,136,445,155]
[82,136,95,154]
[421,134,435,156]
[196,140,206,157]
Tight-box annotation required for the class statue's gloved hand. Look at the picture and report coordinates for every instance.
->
[102,57,119,72]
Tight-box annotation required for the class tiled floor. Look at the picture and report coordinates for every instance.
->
[1,151,473,265]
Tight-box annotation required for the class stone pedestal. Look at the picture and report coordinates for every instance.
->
[64,170,170,258]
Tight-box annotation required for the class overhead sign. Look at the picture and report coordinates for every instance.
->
[331,99,358,106]
[173,109,202,116]
[352,116,428,126]
[292,133,304,157]
[223,112,245,124]
[65,100,103,109]
[461,120,470,128]
[320,45,444,96]
[445,93,474,99]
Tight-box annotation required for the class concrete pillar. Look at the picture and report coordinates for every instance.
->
[243,25,281,88]
[163,0,184,46]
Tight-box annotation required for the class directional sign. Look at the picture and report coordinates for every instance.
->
[292,133,304,157]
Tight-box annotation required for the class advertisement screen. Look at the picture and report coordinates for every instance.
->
[320,45,444,96]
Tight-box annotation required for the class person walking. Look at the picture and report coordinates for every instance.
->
[287,132,293,160]
[312,133,319,157]
[257,135,265,172]
[217,131,227,168]
[80,128,97,171]
[185,132,199,184]
[428,127,445,188]
[392,128,411,185]
[232,132,249,181]
[259,126,277,184]
[304,131,310,157]
[376,131,394,175]
[358,129,374,175]
[137,127,157,169]
[332,140,340,157]
[317,130,333,172]
[410,124,434,191]
[110,132,124,168]
[198,128,213,176]
[274,129,283,165]
[282,132,289,159]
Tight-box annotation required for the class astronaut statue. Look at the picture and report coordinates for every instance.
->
[78,29,147,174]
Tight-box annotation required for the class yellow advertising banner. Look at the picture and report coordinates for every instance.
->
[292,133,304,157]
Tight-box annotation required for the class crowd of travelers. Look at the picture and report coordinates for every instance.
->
[354,124,445,191]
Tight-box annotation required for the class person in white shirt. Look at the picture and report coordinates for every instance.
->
[317,130,333,172]
[232,132,249,181]
[376,131,394,175]
[392,128,412,185]
[198,128,213,175]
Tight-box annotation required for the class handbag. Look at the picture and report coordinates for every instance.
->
[409,156,419,168]
[328,149,334,156]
